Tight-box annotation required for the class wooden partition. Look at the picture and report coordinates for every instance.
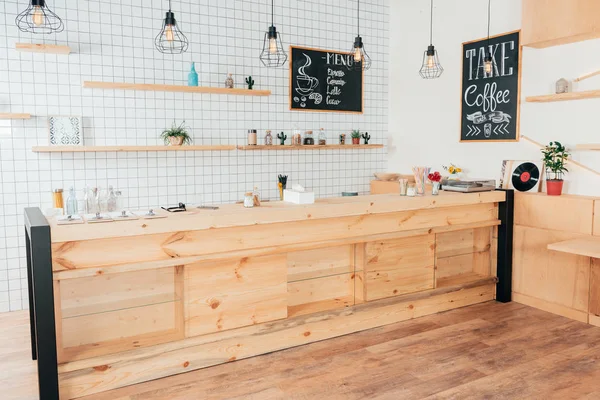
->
[513,192,600,324]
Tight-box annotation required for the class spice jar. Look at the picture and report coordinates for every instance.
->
[244,192,254,208]
[292,132,302,145]
[318,128,327,145]
[53,189,64,211]
[303,131,314,145]
[248,129,257,146]
[264,130,273,145]
[407,184,417,197]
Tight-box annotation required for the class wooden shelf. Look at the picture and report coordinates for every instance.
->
[32,145,235,153]
[0,113,31,119]
[576,144,600,151]
[526,90,600,103]
[83,81,271,96]
[436,272,490,289]
[237,144,384,150]
[548,238,600,258]
[16,43,71,54]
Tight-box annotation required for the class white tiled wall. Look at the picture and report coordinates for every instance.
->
[0,0,389,312]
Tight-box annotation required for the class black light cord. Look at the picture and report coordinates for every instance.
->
[487,0,491,55]
[271,0,274,27]
[168,0,172,12]
[357,0,360,36]
[429,0,433,45]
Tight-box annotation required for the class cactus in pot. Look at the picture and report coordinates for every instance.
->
[277,132,287,145]
[245,76,255,90]
[362,132,371,144]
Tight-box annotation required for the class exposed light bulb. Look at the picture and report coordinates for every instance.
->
[354,47,362,63]
[165,25,175,42]
[32,5,44,26]
[269,37,277,54]
[427,55,435,68]
[484,59,493,74]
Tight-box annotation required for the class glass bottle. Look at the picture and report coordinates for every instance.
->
[107,186,117,212]
[65,187,78,215]
[115,190,123,212]
[86,187,98,214]
[264,130,273,146]
[318,128,327,145]
[52,189,64,210]
[244,192,254,208]
[303,131,314,145]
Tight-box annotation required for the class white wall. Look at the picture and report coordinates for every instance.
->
[0,0,389,312]
[389,0,600,196]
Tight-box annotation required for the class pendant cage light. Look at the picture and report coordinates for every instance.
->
[259,0,288,67]
[348,0,371,71]
[484,0,493,75]
[15,0,64,34]
[155,0,189,54]
[419,0,443,79]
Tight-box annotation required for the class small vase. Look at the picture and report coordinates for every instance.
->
[188,63,198,87]
[225,73,234,88]
[432,182,440,195]
[169,136,184,146]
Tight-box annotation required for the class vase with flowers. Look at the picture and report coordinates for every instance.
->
[428,171,442,195]
[443,164,463,181]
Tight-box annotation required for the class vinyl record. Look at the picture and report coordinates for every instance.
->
[511,162,540,192]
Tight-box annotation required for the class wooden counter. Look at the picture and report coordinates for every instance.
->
[37,191,508,399]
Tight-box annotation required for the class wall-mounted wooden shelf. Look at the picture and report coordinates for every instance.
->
[16,43,71,54]
[0,113,31,119]
[576,144,600,151]
[237,144,384,150]
[83,81,271,96]
[526,90,600,103]
[32,145,235,153]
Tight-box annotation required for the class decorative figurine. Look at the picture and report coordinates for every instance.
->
[245,76,255,90]
[362,132,371,144]
[225,73,234,88]
[555,78,569,94]
[188,62,198,86]
[265,130,273,145]
[277,132,287,145]
[339,133,346,145]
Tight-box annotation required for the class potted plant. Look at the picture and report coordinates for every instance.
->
[351,130,361,145]
[542,141,569,196]
[428,171,442,195]
[160,121,192,146]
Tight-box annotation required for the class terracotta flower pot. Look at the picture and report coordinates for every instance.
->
[169,136,184,146]
[352,138,360,145]
[546,179,564,196]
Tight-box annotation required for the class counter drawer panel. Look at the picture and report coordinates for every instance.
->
[287,245,354,282]
[364,234,435,301]
[185,255,287,337]
[288,273,355,317]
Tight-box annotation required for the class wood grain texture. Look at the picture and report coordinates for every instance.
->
[288,273,355,317]
[184,255,287,337]
[83,81,271,96]
[57,282,496,399]
[595,201,600,236]
[15,42,71,54]
[522,0,600,48]
[515,192,594,234]
[513,225,591,315]
[287,245,353,282]
[548,237,600,258]
[0,113,30,119]
[48,191,504,243]
[365,234,435,301]
[589,259,600,318]
[578,144,600,151]
[526,90,600,103]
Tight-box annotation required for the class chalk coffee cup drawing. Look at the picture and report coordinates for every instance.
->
[296,75,319,95]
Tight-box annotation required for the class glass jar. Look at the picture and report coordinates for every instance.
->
[65,187,78,215]
[264,130,273,146]
[244,192,254,208]
[248,129,257,146]
[107,186,117,212]
[318,128,327,145]
[303,131,314,145]
[407,184,417,197]
[53,189,64,211]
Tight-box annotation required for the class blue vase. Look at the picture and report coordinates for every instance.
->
[188,62,198,86]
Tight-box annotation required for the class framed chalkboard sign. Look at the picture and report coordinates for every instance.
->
[289,46,363,113]
[460,30,521,142]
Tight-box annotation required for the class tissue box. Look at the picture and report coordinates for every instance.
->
[284,189,315,204]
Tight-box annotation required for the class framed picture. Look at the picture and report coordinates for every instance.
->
[48,115,83,146]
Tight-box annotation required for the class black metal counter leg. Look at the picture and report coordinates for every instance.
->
[495,189,514,303]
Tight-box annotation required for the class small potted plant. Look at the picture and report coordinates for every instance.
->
[160,121,192,146]
[428,171,442,195]
[542,141,569,196]
[351,130,361,145]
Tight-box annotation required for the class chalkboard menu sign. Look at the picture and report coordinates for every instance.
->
[460,31,520,142]
[289,46,363,113]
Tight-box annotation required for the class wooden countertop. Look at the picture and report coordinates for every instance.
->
[48,191,506,243]
[548,237,600,258]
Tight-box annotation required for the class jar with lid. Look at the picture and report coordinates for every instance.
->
[318,128,327,145]
[53,189,64,211]
[248,129,257,146]
[244,192,254,208]
[303,131,314,145]
[292,125,302,145]
[264,130,273,146]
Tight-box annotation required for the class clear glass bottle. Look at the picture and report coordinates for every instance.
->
[87,187,98,214]
[264,130,273,145]
[115,190,123,212]
[65,187,78,215]
[318,128,327,145]
[107,186,117,212]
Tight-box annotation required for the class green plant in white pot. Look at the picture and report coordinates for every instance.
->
[160,121,192,146]
[541,141,569,196]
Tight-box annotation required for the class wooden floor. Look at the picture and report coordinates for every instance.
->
[5,301,600,399]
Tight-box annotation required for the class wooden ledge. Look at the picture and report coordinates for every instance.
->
[16,43,71,54]
[83,81,271,96]
[548,237,600,258]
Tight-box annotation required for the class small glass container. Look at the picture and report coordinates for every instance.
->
[407,184,417,197]
[248,129,257,146]
[318,128,327,145]
[339,134,346,145]
[65,187,78,215]
[53,189,64,211]
[264,130,273,146]
[303,131,314,145]
[432,182,441,195]
[399,179,408,196]
[292,132,302,145]
[107,186,117,212]
[244,192,254,208]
